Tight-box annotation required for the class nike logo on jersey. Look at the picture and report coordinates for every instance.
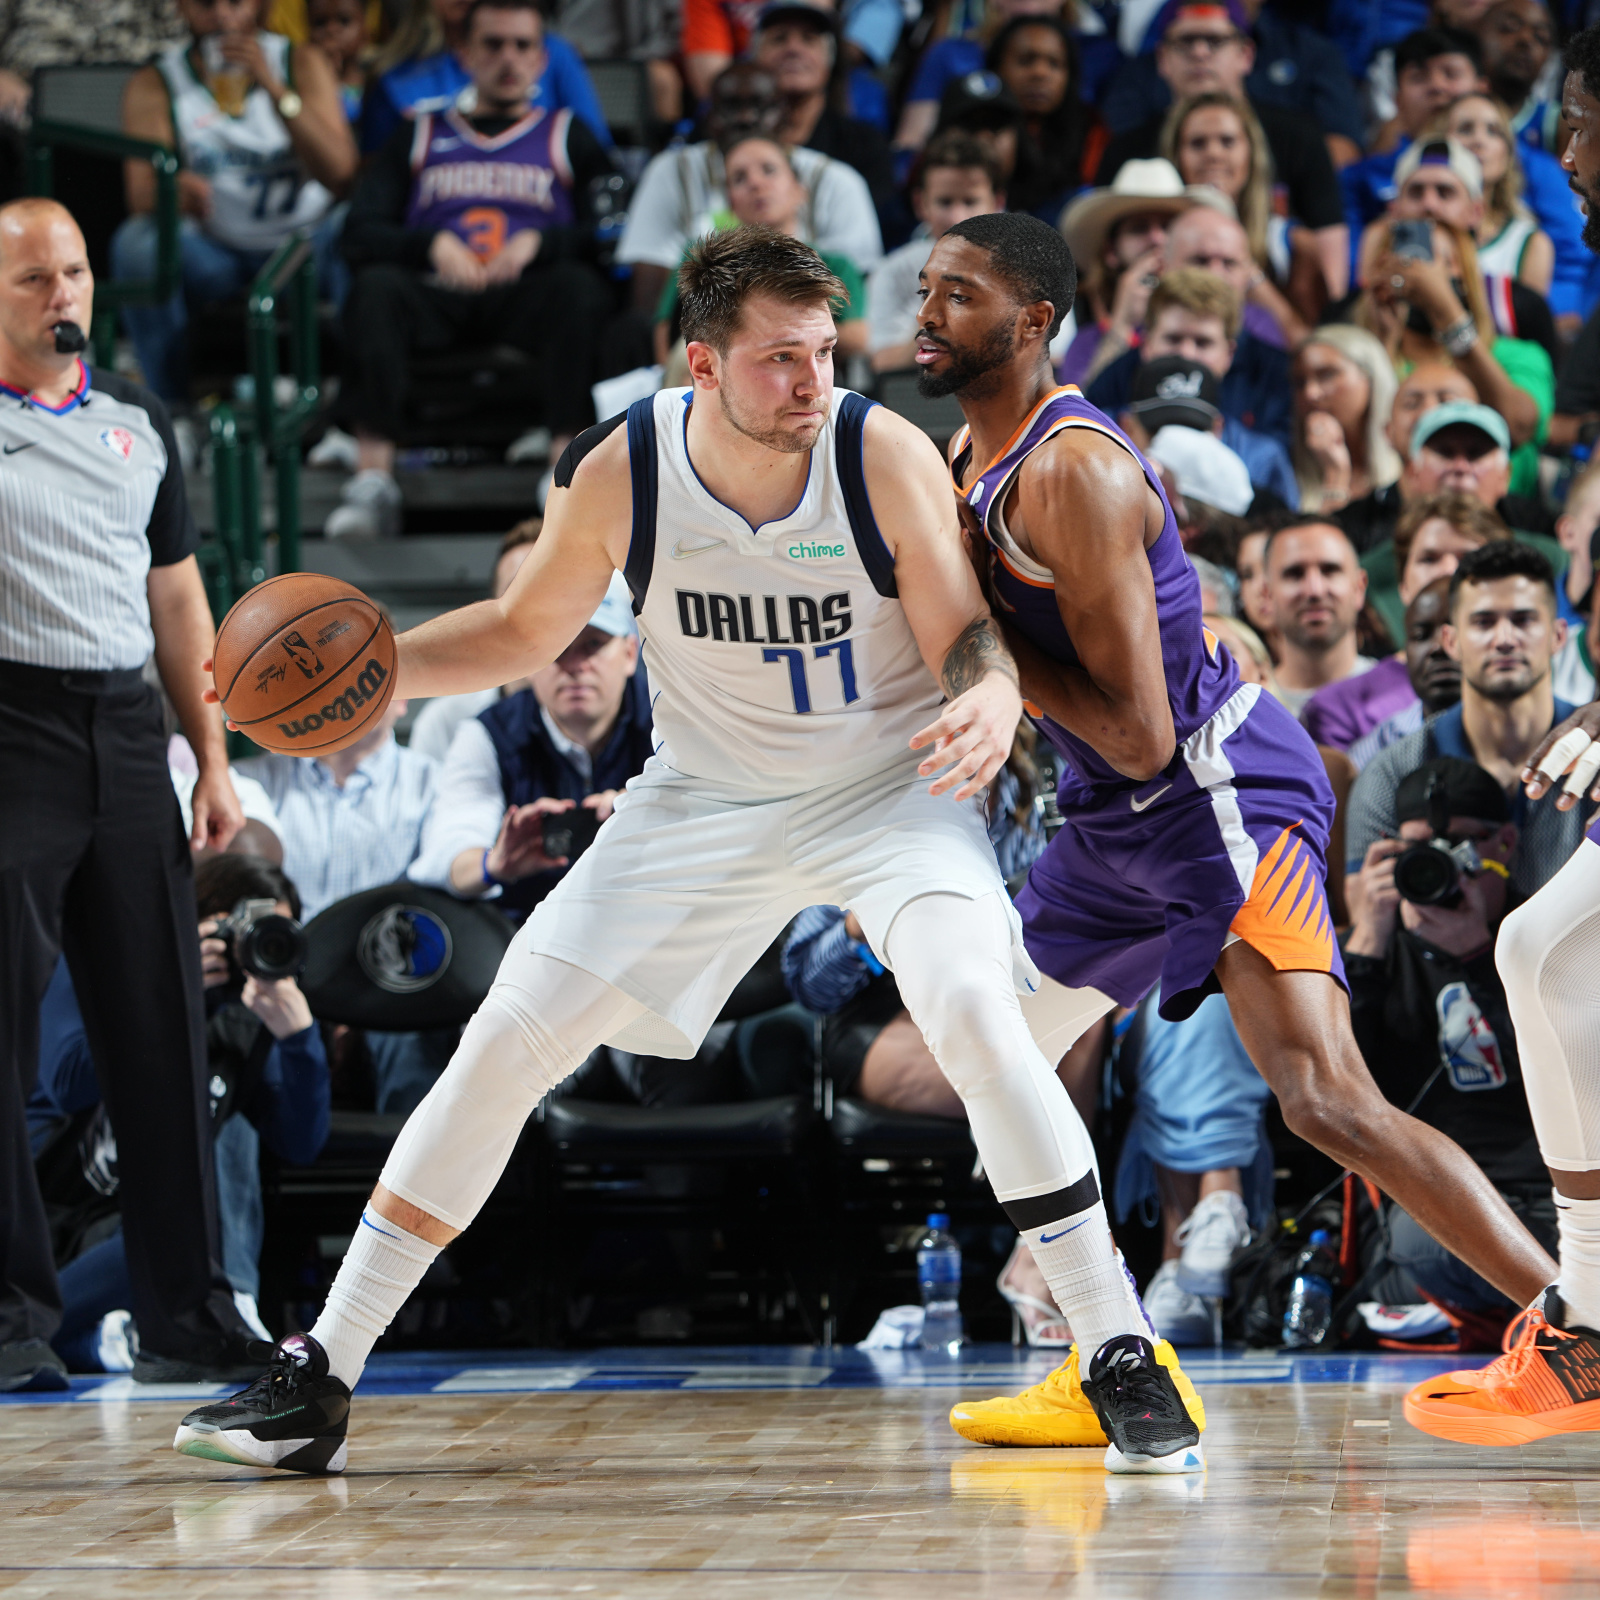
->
[3,441,36,454]
[1129,783,1172,813]
[676,588,851,645]
[671,536,727,559]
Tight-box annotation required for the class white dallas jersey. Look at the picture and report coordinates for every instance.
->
[157,35,332,252]
[620,386,944,795]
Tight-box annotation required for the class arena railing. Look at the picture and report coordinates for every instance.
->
[24,122,181,369]
[207,231,320,616]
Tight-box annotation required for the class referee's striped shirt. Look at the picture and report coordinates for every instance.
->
[0,361,197,671]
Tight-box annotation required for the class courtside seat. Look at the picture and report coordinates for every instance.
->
[543,1094,816,1154]
[828,1095,975,1153]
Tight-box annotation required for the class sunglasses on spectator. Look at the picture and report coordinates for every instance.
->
[1163,30,1244,55]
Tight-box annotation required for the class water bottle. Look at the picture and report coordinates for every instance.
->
[1281,1228,1336,1349]
[917,1212,964,1353]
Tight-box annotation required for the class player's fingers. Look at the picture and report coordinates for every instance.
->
[1529,727,1594,792]
[202,687,220,704]
[1561,740,1600,805]
[918,727,981,778]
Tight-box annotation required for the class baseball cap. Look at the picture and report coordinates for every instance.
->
[1145,425,1253,516]
[1410,400,1511,460]
[1395,756,1509,827]
[1154,0,1251,41]
[587,571,638,638]
[1057,158,1236,267]
[938,71,1022,132]
[1128,356,1222,432]
[756,0,840,32]
[1393,137,1483,202]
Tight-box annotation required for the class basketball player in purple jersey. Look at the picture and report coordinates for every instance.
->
[1402,30,1600,1446]
[912,213,1561,1449]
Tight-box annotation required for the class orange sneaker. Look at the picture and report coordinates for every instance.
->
[1404,1291,1600,1446]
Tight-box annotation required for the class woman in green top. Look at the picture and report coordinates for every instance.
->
[654,135,868,369]
[1354,217,1552,500]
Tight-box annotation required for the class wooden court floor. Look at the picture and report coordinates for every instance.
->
[4,1376,1600,1598]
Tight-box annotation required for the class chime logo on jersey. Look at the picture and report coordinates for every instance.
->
[99,427,134,462]
[786,540,846,561]
[675,590,851,644]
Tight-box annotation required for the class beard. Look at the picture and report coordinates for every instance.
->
[1583,189,1600,254]
[916,313,1019,399]
[717,381,821,454]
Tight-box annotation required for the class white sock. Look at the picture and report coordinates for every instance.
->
[1023,1198,1154,1358]
[309,1207,442,1389]
[1555,1192,1600,1331]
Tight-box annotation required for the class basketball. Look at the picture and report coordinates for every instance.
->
[213,573,397,756]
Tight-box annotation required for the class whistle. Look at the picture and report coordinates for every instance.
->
[51,321,87,354]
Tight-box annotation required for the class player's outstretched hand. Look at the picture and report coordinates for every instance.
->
[911,673,1022,802]
[1524,700,1600,809]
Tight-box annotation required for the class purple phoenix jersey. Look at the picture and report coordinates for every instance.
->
[406,104,574,261]
[953,386,1345,1018]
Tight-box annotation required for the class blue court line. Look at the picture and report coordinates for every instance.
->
[0,1343,1469,1403]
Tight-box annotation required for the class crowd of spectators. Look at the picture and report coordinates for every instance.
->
[12,0,1600,1370]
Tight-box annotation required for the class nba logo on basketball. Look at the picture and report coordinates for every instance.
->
[282,631,324,679]
[98,427,133,461]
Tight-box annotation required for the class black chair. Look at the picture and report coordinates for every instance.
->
[875,369,966,451]
[824,1090,1012,1344]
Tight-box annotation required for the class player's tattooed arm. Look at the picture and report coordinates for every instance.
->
[941,615,1019,699]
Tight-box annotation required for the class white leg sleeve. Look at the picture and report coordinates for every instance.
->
[885,891,1102,1207]
[1021,973,1119,1065]
[887,891,1150,1350]
[379,956,645,1231]
[1495,838,1600,1172]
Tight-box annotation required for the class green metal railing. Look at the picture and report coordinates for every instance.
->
[207,232,320,613]
[25,122,181,369]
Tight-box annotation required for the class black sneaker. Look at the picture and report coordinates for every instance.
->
[1082,1334,1205,1474]
[173,1333,350,1474]
[0,1338,69,1393]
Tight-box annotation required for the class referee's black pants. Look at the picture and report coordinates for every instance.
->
[342,259,612,443]
[0,662,240,1358]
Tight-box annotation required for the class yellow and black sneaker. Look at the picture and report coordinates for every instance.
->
[949,1339,1205,1450]
[174,1333,350,1474]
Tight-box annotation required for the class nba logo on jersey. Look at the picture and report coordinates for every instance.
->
[99,427,133,462]
[1436,981,1509,1091]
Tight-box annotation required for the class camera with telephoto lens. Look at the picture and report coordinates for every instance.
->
[1392,769,1484,908]
[213,897,307,981]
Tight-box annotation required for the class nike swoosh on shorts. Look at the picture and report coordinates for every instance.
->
[1129,783,1172,813]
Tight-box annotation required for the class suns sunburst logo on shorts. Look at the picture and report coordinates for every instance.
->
[98,427,134,462]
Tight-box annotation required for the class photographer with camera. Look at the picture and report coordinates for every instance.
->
[1345,758,1554,1324]
[416,575,650,924]
[1347,542,1597,898]
[29,855,328,1368]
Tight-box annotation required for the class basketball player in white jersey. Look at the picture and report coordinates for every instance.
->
[172,227,1205,1478]
[1402,30,1600,1445]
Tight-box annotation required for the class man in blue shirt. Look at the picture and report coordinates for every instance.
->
[1342,26,1486,243]
[1346,542,1597,894]
[359,0,612,153]
[1101,0,1367,163]
[1086,266,1293,449]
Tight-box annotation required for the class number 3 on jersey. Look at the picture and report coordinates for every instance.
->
[764,640,859,714]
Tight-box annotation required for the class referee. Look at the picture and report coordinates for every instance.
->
[0,199,253,1388]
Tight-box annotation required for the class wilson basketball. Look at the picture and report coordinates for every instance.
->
[213,573,397,756]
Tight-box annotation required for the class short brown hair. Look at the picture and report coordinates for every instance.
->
[677,225,846,354]
[913,129,1003,195]
[1147,267,1240,342]
[1393,491,1510,579]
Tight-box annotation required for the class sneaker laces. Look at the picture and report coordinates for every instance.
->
[232,1343,314,1408]
[1175,1194,1246,1254]
[1481,1309,1577,1390]
[1097,1346,1183,1419]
